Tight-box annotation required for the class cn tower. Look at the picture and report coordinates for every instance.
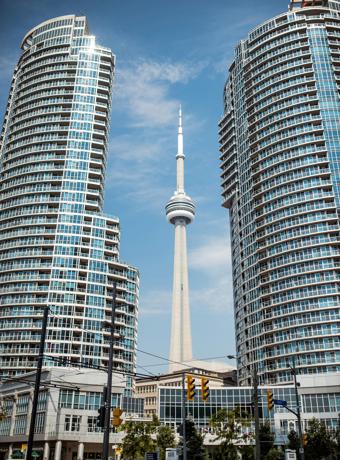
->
[165,107,195,372]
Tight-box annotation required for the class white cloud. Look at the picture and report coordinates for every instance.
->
[107,57,205,210]
[189,235,231,274]
[190,274,233,313]
[188,232,233,312]
[113,58,205,128]
[139,288,172,316]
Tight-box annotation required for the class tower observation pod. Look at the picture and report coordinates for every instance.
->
[165,107,195,372]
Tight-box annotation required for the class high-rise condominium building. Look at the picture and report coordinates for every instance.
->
[0,16,139,391]
[219,0,340,385]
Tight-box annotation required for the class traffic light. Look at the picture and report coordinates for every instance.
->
[303,433,308,446]
[186,375,196,401]
[201,377,209,401]
[97,406,105,428]
[267,389,274,411]
[112,407,123,427]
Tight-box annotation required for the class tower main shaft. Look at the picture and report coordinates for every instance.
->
[165,108,195,372]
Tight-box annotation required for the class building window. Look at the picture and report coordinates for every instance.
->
[87,416,101,432]
[14,415,27,434]
[65,415,81,431]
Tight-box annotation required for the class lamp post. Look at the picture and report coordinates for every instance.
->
[228,355,261,460]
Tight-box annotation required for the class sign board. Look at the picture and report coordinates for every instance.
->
[166,448,179,460]
[273,398,287,407]
[145,452,159,460]
[284,449,297,460]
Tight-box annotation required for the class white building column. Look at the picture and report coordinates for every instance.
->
[7,444,13,460]
[77,442,84,460]
[54,440,62,460]
[43,442,50,460]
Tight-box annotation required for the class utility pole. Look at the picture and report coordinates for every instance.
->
[102,282,117,460]
[253,365,261,460]
[292,356,305,460]
[181,373,187,460]
[26,306,49,460]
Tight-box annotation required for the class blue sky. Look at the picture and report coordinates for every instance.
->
[1,0,289,375]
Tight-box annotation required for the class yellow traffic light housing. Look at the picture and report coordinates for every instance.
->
[267,389,274,411]
[112,408,123,427]
[303,433,308,446]
[186,375,196,401]
[201,377,209,401]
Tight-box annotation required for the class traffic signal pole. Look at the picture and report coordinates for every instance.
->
[102,282,117,460]
[181,373,187,460]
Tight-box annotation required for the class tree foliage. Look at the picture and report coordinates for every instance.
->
[178,418,204,460]
[334,414,340,459]
[157,424,176,460]
[287,429,300,451]
[304,418,336,460]
[264,448,284,460]
[259,420,275,457]
[121,416,159,460]
[209,407,253,459]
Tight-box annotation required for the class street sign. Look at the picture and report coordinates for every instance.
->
[145,452,159,460]
[299,447,305,454]
[273,398,287,407]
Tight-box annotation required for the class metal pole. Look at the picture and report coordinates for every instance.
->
[182,373,187,460]
[253,365,261,460]
[103,282,117,460]
[26,306,49,460]
[292,356,305,460]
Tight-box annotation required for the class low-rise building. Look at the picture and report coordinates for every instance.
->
[136,366,236,419]
[158,373,340,446]
[0,368,143,460]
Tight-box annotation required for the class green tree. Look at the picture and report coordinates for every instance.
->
[264,448,284,460]
[157,424,176,460]
[239,445,254,460]
[287,429,299,452]
[121,416,159,460]
[304,418,335,460]
[334,415,340,459]
[209,407,253,459]
[259,420,274,457]
[178,419,205,460]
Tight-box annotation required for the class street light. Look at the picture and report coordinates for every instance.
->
[228,355,260,460]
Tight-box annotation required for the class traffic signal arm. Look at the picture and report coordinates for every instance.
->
[186,375,196,401]
[201,377,209,401]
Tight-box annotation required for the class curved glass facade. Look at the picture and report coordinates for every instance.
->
[0,16,139,389]
[219,1,340,384]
